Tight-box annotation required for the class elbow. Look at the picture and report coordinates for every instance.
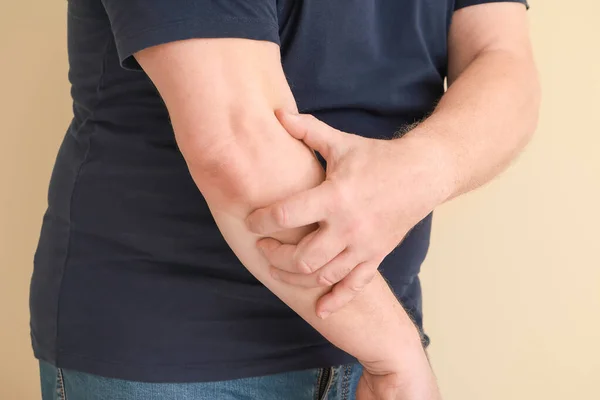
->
[185,142,261,208]
[175,113,275,205]
[176,130,287,212]
[177,112,324,213]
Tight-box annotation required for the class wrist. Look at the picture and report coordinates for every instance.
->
[389,348,440,399]
[398,122,461,205]
[362,347,438,399]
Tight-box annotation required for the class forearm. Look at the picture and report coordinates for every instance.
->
[407,48,541,200]
[190,123,425,371]
[136,37,428,376]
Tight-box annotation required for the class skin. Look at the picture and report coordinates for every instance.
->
[246,2,542,318]
[133,3,539,399]
[136,38,439,399]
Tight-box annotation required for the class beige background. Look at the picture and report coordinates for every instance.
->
[1,0,598,399]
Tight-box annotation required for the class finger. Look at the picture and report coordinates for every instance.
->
[314,249,362,286]
[293,228,347,274]
[269,249,356,288]
[316,261,377,318]
[275,110,344,160]
[257,230,320,273]
[256,237,298,273]
[269,267,320,288]
[246,181,335,235]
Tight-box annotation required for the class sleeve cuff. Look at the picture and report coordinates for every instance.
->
[115,18,281,70]
[455,0,529,12]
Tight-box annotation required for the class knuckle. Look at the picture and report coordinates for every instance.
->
[352,217,379,244]
[304,114,320,128]
[344,273,370,294]
[346,283,363,294]
[304,114,317,123]
[306,275,322,288]
[344,219,365,241]
[333,264,354,283]
[317,274,334,287]
[272,204,288,228]
[296,258,313,274]
[306,247,328,268]
[329,181,352,209]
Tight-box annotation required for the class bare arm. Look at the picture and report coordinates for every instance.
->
[241,2,540,321]
[135,39,434,387]
[410,2,541,197]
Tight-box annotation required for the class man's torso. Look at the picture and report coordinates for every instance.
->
[31,0,452,382]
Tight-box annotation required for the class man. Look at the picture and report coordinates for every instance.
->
[31,0,539,398]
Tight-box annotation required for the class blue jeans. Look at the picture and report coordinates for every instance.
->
[40,361,363,400]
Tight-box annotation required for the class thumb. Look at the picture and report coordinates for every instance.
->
[275,110,343,159]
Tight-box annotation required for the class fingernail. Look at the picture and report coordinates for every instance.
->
[318,310,331,319]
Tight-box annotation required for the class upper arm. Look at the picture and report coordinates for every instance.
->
[135,39,305,207]
[135,38,297,166]
[448,1,533,84]
[100,0,305,204]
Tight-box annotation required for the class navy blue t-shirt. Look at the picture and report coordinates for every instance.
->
[31,0,527,383]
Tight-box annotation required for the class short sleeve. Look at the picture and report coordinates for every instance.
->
[455,0,529,11]
[100,0,280,70]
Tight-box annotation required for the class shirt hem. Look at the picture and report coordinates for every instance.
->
[35,347,357,383]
